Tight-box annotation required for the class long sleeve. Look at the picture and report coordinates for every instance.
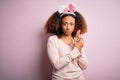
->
[77,48,88,70]
[47,36,81,70]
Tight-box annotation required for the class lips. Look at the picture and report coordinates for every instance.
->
[65,30,70,33]
[65,30,72,34]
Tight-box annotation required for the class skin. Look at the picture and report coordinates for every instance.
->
[60,16,84,52]
[61,16,75,37]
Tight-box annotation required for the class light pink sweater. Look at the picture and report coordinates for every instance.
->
[47,35,88,80]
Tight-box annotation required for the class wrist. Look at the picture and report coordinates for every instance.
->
[74,47,82,53]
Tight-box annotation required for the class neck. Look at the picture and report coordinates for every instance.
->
[61,35,72,39]
[60,34,74,46]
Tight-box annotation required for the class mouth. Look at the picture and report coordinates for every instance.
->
[65,30,70,33]
[65,30,72,34]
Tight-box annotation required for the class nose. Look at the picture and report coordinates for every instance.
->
[66,24,70,29]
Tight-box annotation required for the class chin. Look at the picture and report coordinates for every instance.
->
[64,33,71,36]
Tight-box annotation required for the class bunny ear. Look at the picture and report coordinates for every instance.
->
[68,3,77,12]
[58,3,77,17]
[58,5,68,14]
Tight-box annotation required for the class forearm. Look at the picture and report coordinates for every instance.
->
[48,47,81,70]
[77,48,88,70]
[78,57,88,70]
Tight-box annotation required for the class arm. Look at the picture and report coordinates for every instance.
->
[47,36,80,70]
[77,48,88,70]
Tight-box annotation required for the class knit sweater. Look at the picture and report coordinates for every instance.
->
[47,35,88,80]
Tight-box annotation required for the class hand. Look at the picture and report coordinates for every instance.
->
[74,30,84,52]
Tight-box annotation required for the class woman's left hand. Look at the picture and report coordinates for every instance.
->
[74,30,84,52]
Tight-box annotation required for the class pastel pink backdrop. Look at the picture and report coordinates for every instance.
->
[0,0,120,80]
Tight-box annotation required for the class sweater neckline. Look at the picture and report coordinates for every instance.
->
[58,37,74,48]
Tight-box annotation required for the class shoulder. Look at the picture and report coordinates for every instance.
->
[48,35,58,41]
[47,35,59,48]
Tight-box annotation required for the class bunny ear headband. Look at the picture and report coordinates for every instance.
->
[58,3,77,17]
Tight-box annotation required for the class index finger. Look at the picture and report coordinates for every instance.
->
[76,30,81,38]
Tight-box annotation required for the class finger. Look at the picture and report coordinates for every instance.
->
[76,29,81,38]
[80,38,84,44]
[80,34,83,38]
[74,37,77,42]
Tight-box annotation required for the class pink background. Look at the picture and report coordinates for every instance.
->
[0,0,120,80]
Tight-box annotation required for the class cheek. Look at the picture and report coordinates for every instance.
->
[71,26,75,31]
[62,26,66,32]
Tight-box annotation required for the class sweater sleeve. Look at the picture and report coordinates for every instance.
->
[47,36,80,70]
[77,48,88,70]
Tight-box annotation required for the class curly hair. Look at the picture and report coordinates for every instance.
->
[44,11,87,37]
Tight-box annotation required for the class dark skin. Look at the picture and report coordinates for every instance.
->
[74,29,84,53]
[59,16,84,53]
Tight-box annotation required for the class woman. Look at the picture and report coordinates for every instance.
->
[44,3,88,80]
